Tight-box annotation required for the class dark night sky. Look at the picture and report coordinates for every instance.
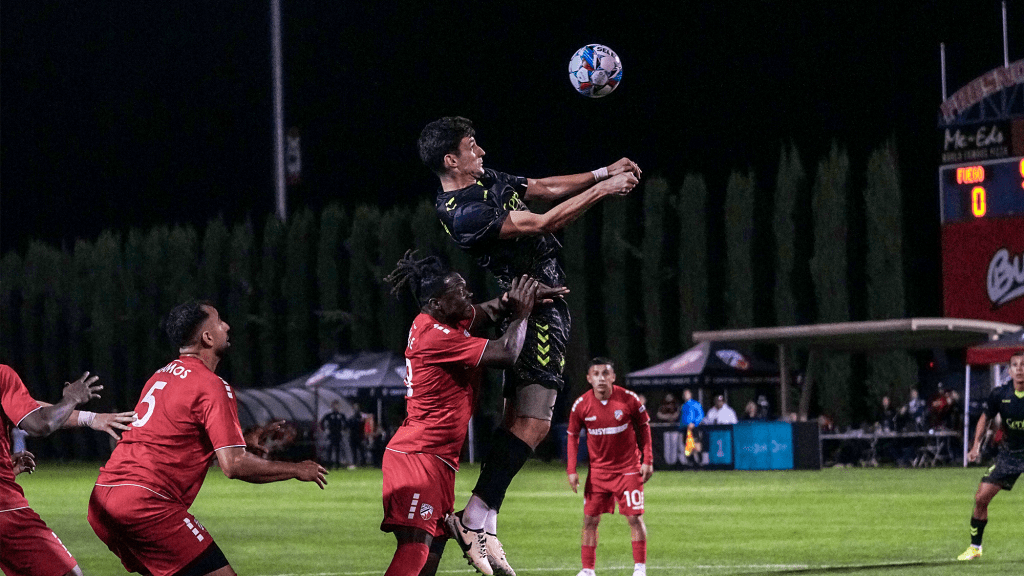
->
[2,1,1020,312]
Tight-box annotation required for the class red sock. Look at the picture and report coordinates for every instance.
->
[582,544,596,569]
[385,542,429,576]
[632,540,647,563]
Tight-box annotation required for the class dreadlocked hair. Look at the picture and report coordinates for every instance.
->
[384,250,452,308]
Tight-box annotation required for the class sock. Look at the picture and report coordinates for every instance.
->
[463,495,489,531]
[970,516,987,547]
[632,539,647,564]
[473,428,532,511]
[582,544,596,570]
[384,542,429,576]
[484,508,498,535]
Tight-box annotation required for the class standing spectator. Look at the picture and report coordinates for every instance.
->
[348,402,366,467]
[900,388,926,431]
[321,401,347,468]
[703,395,738,425]
[873,396,896,432]
[2,367,136,576]
[679,389,704,466]
[567,358,653,576]
[656,394,681,465]
[756,395,771,420]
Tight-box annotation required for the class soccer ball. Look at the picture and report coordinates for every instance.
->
[568,44,623,98]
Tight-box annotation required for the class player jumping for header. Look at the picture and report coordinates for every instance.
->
[418,116,640,575]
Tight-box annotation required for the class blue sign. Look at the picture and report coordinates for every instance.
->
[708,428,733,465]
[733,422,794,470]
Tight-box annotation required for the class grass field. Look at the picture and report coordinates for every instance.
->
[18,460,1023,575]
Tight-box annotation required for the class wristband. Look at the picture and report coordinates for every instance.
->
[77,411,96,427]
[591,166,609,182]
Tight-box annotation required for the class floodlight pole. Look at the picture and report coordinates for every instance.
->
[1003,1,1010,68]
[271,0,287,222]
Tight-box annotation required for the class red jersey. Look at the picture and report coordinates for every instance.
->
[386,312,488,469]
[1,365,42,512]
[96,356,246,507]
[567,385,652,474]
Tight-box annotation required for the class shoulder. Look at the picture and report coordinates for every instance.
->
[0,364,20,387]
[571,391,593,413]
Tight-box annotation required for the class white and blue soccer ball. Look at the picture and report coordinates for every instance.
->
[568,44,623,98]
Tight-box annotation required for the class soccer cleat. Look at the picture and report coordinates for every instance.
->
[484,533,515,576]
[445,513,493,575]
[632,564,646,576]
[576,570,596,576]
[684,429,695,457]
[957,546,982,561]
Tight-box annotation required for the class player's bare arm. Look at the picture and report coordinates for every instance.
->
[472,281,570,328]
[18,371,101,437]
[36,400,138,439]
[216,445,328,488]
[479,275,538,367]
[499,172,638,238]
[968,413,988,462]
[12,450,36,476]
[524,157,642,202]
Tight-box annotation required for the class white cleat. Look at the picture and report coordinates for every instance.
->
[444,513,493,575]
[576,570,596,576]
[632,564,647,576]
[483,532,515,576]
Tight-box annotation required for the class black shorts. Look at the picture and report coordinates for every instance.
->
[502,298,570,395]
[981,448,1024,491]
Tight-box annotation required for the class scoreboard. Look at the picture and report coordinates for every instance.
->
[940,155,1024,322]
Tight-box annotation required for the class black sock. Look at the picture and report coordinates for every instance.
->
[472,428,532,512]
[970,517,987,547]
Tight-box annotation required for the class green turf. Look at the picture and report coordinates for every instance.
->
[17,460,1023,575]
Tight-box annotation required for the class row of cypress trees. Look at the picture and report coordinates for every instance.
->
[1,141,914,458]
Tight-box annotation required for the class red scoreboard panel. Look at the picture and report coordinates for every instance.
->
[940,156,1024,322]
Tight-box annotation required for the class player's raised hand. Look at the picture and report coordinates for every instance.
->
[506,274,539,319]
[535,281,570,304]
[567,472,580,493]
[607,157,641,179]
[62,372,102,406]
[295,460,329,489]
[12,451,36,476]
[90,411,139,440]
[602,173,639,196]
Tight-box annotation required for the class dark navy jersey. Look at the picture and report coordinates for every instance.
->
[435,168,566,290]
[984,384,1024,452]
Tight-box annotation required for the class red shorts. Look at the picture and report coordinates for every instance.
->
[0,506,77,576]
[583,470,645,517]
[381,449,455,538]
[88,484,214,576]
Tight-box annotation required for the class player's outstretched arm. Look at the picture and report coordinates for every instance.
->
[216,446,328,488]
[479,275,538,367]
[35,400,139,440]
[499,173,638,239]
[967,413,988,462]
[18,372,101,437]
[525,157,642,202]
[473,281,570,328]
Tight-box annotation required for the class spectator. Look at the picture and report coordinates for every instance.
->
[703,395,738,425]
[320,401,347,469]
[742,401,759,421]
[678,389,704,466]
[897,388,926,431]
[756,395,771,420]
[873,395,896,432]
[657,394,682,465]
[347,402,366,467]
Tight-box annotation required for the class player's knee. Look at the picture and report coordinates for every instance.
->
[582,515,601,529]
[64,566,84,576]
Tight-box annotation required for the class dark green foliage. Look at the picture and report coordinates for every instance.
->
[774,143,804,327]
[259,216,286,387]
[641,177,675,364]
[725,170,756,329]
[283,208,318,378]
[349,206,383,350]
[378,207,415,351]
[600,197,630,363]
[677,174,710,347]
[316,204,350,359]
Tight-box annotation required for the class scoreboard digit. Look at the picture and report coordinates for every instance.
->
[939,156,1024,223]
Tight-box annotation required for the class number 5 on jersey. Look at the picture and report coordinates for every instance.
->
[133,381,167,427]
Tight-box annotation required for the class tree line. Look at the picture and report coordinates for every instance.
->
[1,141,916,458]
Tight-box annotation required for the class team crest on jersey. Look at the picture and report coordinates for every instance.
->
[420,503,434,521]
[615,409,623,420]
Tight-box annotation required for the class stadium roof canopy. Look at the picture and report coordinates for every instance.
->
[692,318,1022,352]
